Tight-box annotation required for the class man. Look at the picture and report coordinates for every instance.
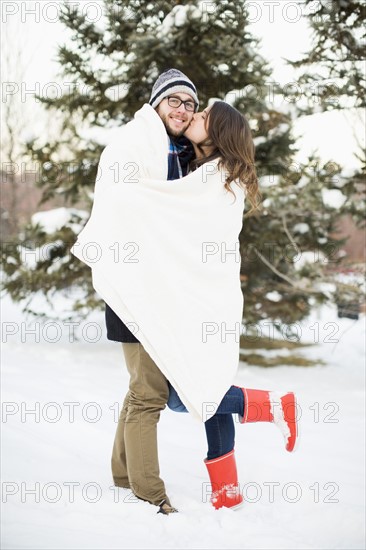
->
[106,69,198,514]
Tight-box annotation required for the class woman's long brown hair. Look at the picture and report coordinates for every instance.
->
[192,101,261,215]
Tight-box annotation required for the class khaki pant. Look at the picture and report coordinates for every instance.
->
[111,343,171,506]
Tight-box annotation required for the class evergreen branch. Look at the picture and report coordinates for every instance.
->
[253,248,305,290]
[281,213,298,251]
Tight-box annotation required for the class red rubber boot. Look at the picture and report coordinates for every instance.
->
[204,450,243,510]
[239,388,299,452]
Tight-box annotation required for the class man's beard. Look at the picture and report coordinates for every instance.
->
[160,113,190,137]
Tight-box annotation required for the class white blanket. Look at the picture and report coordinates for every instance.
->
[71,104,245,421]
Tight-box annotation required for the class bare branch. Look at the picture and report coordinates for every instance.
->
[253,247,300,288]
[281,213,298,250]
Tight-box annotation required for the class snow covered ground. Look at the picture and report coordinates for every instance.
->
[1,294,365,549]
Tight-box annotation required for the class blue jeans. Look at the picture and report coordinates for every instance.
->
[167,383,244,460]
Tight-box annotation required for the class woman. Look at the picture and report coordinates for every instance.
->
[167,101,299,510]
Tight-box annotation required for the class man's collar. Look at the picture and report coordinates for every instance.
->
[169,135,192,148]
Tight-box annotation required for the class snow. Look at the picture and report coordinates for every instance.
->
[293,223,310,234]
[268,123,290,137]
[18,240,65,270]
[293,250,328,271]
[334,270,366,292]
[259,175,280,187]
[265,291,282,302]
[1,294,365,549]
[321,189,347,209]
[32,208,89,234]
[253,136,266,146]
[104,84,129,102]
[207,97,221,107]
[217,64,230,74]
[158,4,202,36]
[312,282,337,297]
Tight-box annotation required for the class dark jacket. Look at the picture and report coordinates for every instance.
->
[105,304,139,343]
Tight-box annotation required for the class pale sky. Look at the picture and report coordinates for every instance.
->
[1,0,364,171]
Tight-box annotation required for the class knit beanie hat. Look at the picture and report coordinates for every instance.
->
[149,68,199,110]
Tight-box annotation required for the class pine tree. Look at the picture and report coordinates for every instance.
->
[289,0,366,112]
[2,0,361,333]
[280,0,366,323]
[288,0,365,227]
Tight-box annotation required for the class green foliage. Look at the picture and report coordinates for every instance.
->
[289,0,366,111]
[241,157,349,325]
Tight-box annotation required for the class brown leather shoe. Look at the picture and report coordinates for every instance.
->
[157,499,178,515]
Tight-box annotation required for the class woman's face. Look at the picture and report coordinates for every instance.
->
[184,106,211,144]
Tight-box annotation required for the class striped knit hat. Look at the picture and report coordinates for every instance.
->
[149,68,199,110]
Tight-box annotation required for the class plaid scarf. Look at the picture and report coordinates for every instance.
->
[167,135,195,180]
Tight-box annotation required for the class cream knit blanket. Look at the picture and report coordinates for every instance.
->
[71,104,245,421]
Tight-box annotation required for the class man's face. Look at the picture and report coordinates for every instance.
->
[156,93,195,137]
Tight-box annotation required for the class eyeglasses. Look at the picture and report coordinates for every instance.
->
[166,96,197,112]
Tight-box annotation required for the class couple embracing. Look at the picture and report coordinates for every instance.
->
[72,68,299,515]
